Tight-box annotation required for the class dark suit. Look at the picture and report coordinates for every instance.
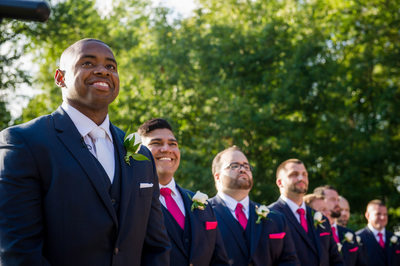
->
[0,107,170,266]
[356,227,400,266]
[336,225,366,266]
[269,198,343,266]
[162,186,229,266]
[210,195,299,266]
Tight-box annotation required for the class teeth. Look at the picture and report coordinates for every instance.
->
[93,82,109,88]
[158,157,172,161]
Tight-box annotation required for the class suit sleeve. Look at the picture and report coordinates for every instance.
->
[0,128,50,266]
[140,147,171,265]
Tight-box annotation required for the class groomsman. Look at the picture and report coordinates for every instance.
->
[314,186,366,266]
[356,200,400,266]
[139,118,229,266]
[209,146,299,266]
[269,159,343,266]
[337,196,350,227]
[303,193,330,218]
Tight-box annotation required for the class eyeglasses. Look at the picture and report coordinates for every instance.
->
[224,162,253,172]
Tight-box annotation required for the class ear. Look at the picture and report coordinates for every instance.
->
[365,211,369,221]
[55,69,65,87]
[276,177,282,188]
[214,172,220,183]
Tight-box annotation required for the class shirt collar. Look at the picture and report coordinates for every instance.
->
[159,178,180,196]
[368,224,385,236]
[280,195,307,214]
[61,102,113,142]
[218,191,249,212]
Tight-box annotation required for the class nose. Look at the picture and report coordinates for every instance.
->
[93,65,110,76]
[160,143,170,152]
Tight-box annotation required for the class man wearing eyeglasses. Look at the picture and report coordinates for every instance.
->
[209,146,299,265]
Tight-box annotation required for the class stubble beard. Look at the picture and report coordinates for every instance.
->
[226,173,253,190]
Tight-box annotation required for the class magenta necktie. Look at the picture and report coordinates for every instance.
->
[235,203,248,230]
[297,208,308,233]
[160,188,185,229]
[331,226,340,243]
[378,232,385,248]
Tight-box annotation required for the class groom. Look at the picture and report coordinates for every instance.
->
[0,39,170,266]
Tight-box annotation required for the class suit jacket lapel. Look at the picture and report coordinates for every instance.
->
[112,124,135,233]
[213,195,248,256]
[306,206,322,258]
[178,186,196,259]
[52,108,118,225]
[248,201,262,259]
[277,199,318,254]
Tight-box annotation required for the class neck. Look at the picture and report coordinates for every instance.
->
[284,192,304,206]
[221,189,249,202]
[67,100,108,125]
[159,175,173,186]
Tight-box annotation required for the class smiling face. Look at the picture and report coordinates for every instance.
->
[366,204,388,231]
[55,40,119,120]
[141,128,180,185]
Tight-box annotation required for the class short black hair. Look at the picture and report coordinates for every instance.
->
[138,118,173,136]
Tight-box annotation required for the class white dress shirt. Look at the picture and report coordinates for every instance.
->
[218,191,250,220]
[280,195,307,223]
[159,178,186,216]
[61,102,115,182]
[368,224,386,243]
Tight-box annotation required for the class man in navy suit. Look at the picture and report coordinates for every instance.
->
[209,146,299,266]
[139,118,229,266]
[313,186,366,266]
[269,159,343,266]
[356,200,400,266]
[0,39,170,266]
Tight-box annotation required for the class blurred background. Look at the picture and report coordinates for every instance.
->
[1,0,400,231]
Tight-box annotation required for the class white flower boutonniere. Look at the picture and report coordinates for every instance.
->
[190,191,208,211]
[124,132,149,165]
[255,205,270,224]
[313,211,326,229]
[343,232,354,244]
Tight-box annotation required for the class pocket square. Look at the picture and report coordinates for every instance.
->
[205,221,218,230]
[348,247,358,253]
[269,232,286,239]
[320,232,330,237]
[140,183,153,188]
[396,250,400,254]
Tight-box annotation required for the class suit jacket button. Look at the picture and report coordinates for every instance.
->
[111,199,116,204]
[114,247,119,255]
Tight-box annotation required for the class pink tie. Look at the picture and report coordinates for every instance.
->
[331,226,340,243]
[378,232,385,248]
[160,188,185,229]
[297,208,308,233]
[235,203,247,230]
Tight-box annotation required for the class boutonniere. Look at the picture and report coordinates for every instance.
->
[337,242,343,252]
[313,211,326,229]
[255,205,270,224]
[342,232,354,244]
[390,235,398,246]
[123,132,149,165]
[189,191,208,211]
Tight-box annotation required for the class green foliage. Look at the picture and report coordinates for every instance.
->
[6,0,400,229]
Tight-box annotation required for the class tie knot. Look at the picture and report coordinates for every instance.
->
[89,127,106,140]
[236,203,244,211]
[160,187,172,197]
[378,232,383,237]
[297,208,305,215]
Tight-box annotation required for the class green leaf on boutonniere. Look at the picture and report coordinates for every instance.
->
[124,132,149,165]
[187,191,208,211]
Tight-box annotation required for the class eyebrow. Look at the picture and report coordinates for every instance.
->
[149,138,177,142]
[80,54,117,65]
